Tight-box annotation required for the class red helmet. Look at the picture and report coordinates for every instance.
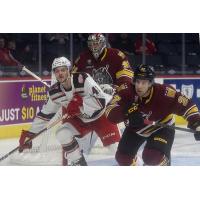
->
[87,33,106,59]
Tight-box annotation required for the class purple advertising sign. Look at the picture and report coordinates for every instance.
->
[0,80,50,125]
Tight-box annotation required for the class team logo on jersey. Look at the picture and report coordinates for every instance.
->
[141,111,152,120]
[92,65,113,85]
[181,84,194,98]
[21,84,28,99]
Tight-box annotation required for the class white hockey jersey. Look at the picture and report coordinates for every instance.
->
[29,72,112,133]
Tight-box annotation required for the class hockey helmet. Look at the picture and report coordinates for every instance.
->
[52,57,71,71]
[87,33,106,59]
[134,64,155,82]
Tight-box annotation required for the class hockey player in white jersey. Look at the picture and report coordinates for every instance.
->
[19,57,112,166]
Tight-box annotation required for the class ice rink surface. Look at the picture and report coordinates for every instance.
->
[0,129,200,166]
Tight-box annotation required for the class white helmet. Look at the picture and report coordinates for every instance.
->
[52,57,71,71]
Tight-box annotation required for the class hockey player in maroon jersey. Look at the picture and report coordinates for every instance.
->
[106,64,200,166]
[72,33,134,151]
[19,57,113,166]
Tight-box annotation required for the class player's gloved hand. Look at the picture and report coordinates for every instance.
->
[19,130,35,152]
[100,84,115,95]
[187,121,200,141]
[125,102,144,128]
[66,94,83,117]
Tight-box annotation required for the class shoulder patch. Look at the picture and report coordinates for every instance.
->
[78,74,84,84]
[73,72,88,88]
[49,82,61,96]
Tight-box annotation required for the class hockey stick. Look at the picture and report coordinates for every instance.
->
[86,131,96,154]
[20,65,50,88]
[0,114,70,162]
[145,120,194,133]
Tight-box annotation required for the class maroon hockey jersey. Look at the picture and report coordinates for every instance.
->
[72,48,134,98]
[106,83,200,137]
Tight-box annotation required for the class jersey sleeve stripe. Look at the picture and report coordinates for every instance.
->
[51,93,66,101]
[116,69,134,79]
[183,105,199,118]
[37,111,56,121]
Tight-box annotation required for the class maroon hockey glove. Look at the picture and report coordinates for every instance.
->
[19,130,35,152]
[66,94,83,117]
[128,112,145,128]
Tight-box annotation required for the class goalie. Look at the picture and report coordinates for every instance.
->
[19,56,113,166]
[72,33,134,152]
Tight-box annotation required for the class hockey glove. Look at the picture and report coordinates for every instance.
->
[19,130,35,152]
[66,94,83,117]
[188,121,200,141]
[126,102,144,128]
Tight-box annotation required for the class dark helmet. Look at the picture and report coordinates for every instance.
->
[134,64,155,82]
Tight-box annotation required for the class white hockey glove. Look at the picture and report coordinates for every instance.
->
[100,84,115,95]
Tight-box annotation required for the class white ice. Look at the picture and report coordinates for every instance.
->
[0,129,200,166]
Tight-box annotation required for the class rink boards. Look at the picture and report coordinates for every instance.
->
[1,75,200,139]
[0,77,50,139]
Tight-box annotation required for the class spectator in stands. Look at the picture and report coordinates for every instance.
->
[20,45,37,67]
[7,39,18,58]
[14,33,38,68]
[42,33,70,69]
[0,35,20,66]
[109,33,134,54]
[134,34,157,55]
[73,34,89,58]
[48,33,69,45]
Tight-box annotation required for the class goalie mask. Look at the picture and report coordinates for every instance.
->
[52,57,71,71]
[134,64,155,83]
[87,33,106,59]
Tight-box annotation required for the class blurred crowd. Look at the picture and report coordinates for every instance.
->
[0,33,200,77]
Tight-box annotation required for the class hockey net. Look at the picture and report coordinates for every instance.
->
[10,122,63,165]
[9,121,116,166]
